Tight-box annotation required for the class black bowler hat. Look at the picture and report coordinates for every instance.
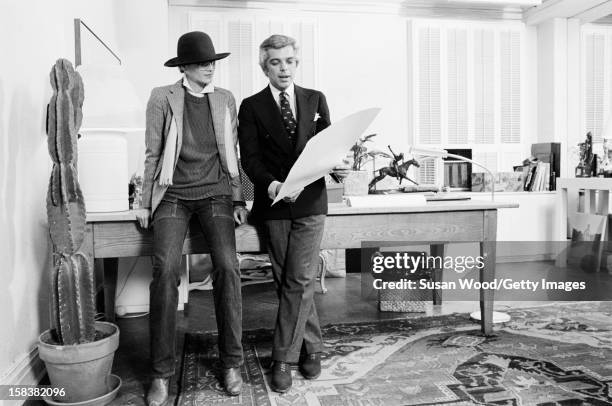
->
[164,31,230,67]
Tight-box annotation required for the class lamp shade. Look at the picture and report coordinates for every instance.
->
[77,64,144,129]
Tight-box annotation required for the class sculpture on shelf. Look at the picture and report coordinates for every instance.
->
[369,145,420,192]
[46,58,95,345]
[575,132,595,178]
[343,133,392,196]
[601,138,612,177]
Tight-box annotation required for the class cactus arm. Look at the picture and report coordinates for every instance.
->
[53,60,76,165]
[55,255,79,345]
[50,255,61,343]
[74,252,96,342]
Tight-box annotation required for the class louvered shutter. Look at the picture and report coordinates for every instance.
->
[583,31,605,142]
[473,29,495,144]
[418,26,441,145]
[417,158,440,187]
[473,151,498,173]
[500,30,521,144]
[447,28,468,144]
[227,20,254,104]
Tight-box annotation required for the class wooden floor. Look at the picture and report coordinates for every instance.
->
[28,260,594,405]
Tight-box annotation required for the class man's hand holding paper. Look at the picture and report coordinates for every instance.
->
[272,108,381,205]
[268,181,303,203]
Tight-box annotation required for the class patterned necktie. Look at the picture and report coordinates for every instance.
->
[280,91,297,144]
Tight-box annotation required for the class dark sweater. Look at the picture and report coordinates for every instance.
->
[166,92,230,200]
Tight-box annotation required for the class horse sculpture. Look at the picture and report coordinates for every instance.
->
[369,146,420,192]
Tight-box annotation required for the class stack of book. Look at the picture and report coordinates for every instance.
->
[520,161,551,191]
[530,142,560,191]
[471,172,524,192]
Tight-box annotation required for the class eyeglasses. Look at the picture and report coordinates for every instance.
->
[197,61,215,68]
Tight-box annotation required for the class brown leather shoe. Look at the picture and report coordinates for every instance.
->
[222,367,243,396]
[299,353,321,379]
[271,361,292,393]
[147,377,169,406]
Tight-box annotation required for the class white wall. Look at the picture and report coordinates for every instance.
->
[317,13,408,151]
[0,0,118,387]
[536,17,583,177]
[0,0,170,388]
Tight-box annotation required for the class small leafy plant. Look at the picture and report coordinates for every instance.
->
[350,133,392,171]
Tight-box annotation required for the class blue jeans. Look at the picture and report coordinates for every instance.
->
[149,195,243,377]
[264,215,326,362]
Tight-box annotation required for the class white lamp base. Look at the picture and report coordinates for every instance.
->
[469,311,511,323]
[78,129,129,212]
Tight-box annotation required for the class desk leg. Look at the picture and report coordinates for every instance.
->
[480,210,497,336]
[95,258,118,322]
[430,244,445,305]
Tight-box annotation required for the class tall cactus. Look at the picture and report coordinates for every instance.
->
[46,59,96,345]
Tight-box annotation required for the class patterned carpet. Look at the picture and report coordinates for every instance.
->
[177,302,612,406]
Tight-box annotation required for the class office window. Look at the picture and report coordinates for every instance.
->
[189,11,317,105]
[411,20,524,185]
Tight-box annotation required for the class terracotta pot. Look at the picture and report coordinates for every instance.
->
[343,170,370,196]
[37,321,120,403]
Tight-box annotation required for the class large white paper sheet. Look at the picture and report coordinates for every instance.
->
[345,194,426,208]
[273,108,381,205]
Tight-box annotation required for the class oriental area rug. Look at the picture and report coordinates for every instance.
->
[177,302,612,406]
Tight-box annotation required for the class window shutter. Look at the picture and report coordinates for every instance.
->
[473,151,498,173]
[417,158,440,186]
[500,30,521,144]
[473,29,495,144]
[584,32,605,142]
[447,28,468,144]
[290,22,317,87]
[227,20,254,104]
[418,26,441,144]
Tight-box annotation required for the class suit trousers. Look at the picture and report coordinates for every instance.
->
[264,214,326,362]
[149,195,243,377]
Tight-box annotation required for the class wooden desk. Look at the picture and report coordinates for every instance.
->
[85,200,517,335]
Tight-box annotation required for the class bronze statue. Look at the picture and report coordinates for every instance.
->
[576,132,595,177]
[369,146,420,192]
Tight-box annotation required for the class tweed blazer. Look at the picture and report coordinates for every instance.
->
[141,80,244,214]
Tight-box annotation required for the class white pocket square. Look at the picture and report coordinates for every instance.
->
[313,113,320,122]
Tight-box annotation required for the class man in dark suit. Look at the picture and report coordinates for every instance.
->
[238,34,348,393]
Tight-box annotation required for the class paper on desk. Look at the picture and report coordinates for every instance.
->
[273,107,381,205]
[345,194,426,208]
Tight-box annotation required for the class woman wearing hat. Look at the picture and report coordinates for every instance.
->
[136,31,247,403]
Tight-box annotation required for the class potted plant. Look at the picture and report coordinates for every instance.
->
[37,59,121,405]
[343,134,391,195]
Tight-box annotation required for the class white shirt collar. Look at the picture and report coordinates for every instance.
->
[182,75,214,97]
[269,83,295,102]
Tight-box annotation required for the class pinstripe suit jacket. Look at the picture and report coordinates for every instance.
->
[141,80,244,214]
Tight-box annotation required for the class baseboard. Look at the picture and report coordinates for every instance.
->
[116,302,184,316]
[0,346,46,405]
[496,253,556,263]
